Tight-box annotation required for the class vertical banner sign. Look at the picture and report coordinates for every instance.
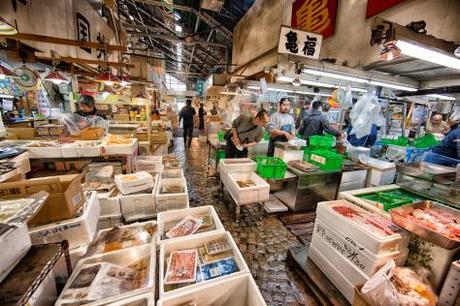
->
[76,13,91,54]
[278,25,323,59]
[366,0,407,18]
[291,0,338,38]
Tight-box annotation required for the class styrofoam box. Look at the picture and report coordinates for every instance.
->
[98,190,121,216]
[274,147,304,163]
[120,174,158,221]
[219,158,256,175]
[316,200,409,255]
[98,292,155,306]
[155,177,189,214]
[159,231,250,298]
[11,152,31,174]
[61,141,102,158]
[0,224,31,283]
[365,158,396,187]
[312,217,408,277]
[55,244,156,306]
[54,243,90,286]
[309,243,356,303]
[311,235,369,286]
[439,260,460,306]
[100,139,138,155]
[28,270,57,306]
[29,192,100,249]
[115,171,154,195]
[338,184,401,218]
[161,168,184,179]
[157,274,266,306]
[97,214,124,231]
[158,206,225,244]
[96,221,157,255]
[26,143,62,158]
[225,172,270,205]
[133,156,163,172]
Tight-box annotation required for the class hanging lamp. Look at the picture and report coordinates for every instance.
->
[0,17,18,36]
[0,63,15,79]
[44,68,69,84]
[95,71,119,86]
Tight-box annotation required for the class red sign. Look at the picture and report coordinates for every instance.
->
[366,0,407,18]
[291,0,338,38]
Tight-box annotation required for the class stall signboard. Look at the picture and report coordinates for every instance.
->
[291,0,338,38]
[366,0,407,18]
[278,25,323,59]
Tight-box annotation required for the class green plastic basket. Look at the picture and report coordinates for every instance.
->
[263,131,270,141]
[381,136,409,147]
[256,156,287,179]
[309,135,335,148]
[217,130,225,142]
[309,150,344,171]
[413,134,439,149]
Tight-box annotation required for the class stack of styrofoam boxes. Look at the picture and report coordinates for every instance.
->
[219,159,269,206]
[115,171,158,222]
[309,200,410,303]
[55,243,156,306]
[133,156,163,175]
[155,175,189,214]
[0,223,31,283]
[97,188,123,231]
[27,192,100,284]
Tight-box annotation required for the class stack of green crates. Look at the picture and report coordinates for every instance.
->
[309,135,335,148]
[413,134,439,149]
[216,149,226,164]
[309,150,344,171]
[381,136,409,147]
[256,156,287,179]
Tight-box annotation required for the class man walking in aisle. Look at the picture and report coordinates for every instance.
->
[179,99,196,148]
[267,98,296,156]
[226,109,270,158]
[298,101,341,143]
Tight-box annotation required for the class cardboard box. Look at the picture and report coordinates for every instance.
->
[6,127,35,139]
[0,174,85,225]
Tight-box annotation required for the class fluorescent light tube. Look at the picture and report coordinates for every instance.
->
[395,40,460,70]
[369,80,417,92]
[302,68,369,84]
[426,94,455,101]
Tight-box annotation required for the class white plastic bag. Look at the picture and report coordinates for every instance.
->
[336,86,353,109]
[361,260,399,306]
[350,92,381,138]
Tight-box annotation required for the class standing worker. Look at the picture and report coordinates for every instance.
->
[298,101,341,143]
[179,99,196,148]
[226,109,270,158]
[267,98,296,156]
[198,103,207,133]
[75,95,107,119]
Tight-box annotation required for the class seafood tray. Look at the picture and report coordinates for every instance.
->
[389,201,460,249]
[396,162,456,182]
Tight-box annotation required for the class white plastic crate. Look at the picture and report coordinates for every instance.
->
[133,156,163,173]
[161,168,184,179]
[159,231,250,298]
[100,139,138,155]
[225,172,270,205]
[312,217,408,277]
[61,141,102,158]
[361,157,396,187]
[29,192,100,249]
[155,176,189,213]
[219,158,256,175]
[120,193,155,222]
[338,184,402,218]
[98,190,121,216]
[158,206,225,244]
[157,274,266,306]
[97,214,123,231]
[309,243,355,303]
[0,224,31,283]
[55,244,156,306]
[101,292,155,306]
[316,200,409,255]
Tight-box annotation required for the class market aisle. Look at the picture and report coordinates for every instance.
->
[172,137,318,306]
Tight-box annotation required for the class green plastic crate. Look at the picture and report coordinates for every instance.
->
[216,149,226,163]
[263,131,270,141]
[309,135,335,148]
[413,134,439,149]
[256,156,287,179]
[381,136,409,147]
[309,150,344,171]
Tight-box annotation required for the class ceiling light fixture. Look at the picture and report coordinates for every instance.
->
[379,42,401,61]
[426,94,456,101]
[0,17,17,36]
[44,69,69,85]
[455,46,460,58]
[369,80,417,92]
[277,75,367,92]
[248,85,331,97]
[96,71,119,86]
[395,40,460,70]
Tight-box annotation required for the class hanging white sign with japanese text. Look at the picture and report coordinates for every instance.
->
[278,25,323,59]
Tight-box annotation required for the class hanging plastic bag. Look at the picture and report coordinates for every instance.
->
[336,86,353,109]
[361,260,399,306]
[60,113,109,138]
[350,91,381,138]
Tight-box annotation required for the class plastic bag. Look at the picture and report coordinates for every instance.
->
[361,260,399,306]
[336,86,353,109]
[350,92,381,139]
[60,113,109,137]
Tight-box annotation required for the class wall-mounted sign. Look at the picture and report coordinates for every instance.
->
[291,0,337,38]
[366,0,407,18]
[278,25,323,59]
[76,12,91,54]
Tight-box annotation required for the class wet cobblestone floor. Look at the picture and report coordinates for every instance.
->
[172,138,318,306]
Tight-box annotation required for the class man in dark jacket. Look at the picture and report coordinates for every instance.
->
[179,99,196,148]
[75,95,107,119]
[298,101,340,142]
